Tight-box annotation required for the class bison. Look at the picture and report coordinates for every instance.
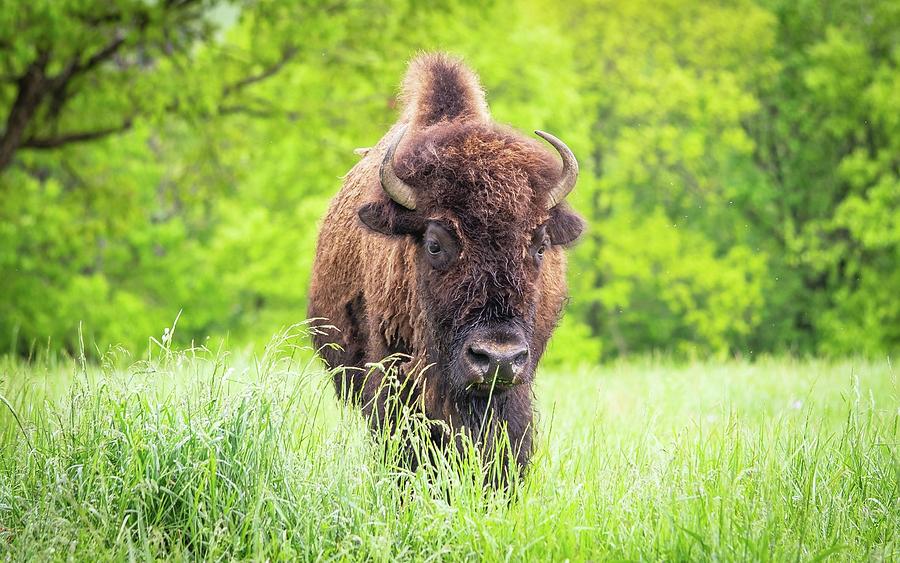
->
[308,53,584,477]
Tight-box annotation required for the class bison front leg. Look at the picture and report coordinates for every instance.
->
[308,292,375,401]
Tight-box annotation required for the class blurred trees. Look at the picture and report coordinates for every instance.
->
[562,0,777,358]
[749,0,900,355]
[0,0,896,361]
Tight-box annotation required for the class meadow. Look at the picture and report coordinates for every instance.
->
[0,327,896,561]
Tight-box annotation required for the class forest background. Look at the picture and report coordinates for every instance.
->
[1,0,897,364]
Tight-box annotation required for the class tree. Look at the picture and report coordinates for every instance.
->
[560,0,776,358]
[746,0,900,355]
[2,0,210,172]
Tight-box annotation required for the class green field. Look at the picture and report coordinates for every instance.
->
[0,330,897,561]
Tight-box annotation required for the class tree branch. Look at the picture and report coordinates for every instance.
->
[21,118,133,150]
[222,46,299,96]
[0,0,208,174]
[48,33,127,93]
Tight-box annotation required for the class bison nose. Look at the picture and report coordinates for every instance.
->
[466,341,529,385]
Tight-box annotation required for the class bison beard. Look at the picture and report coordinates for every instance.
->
[308,53,585,484]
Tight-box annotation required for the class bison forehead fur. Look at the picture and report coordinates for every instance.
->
[308,52,584,478]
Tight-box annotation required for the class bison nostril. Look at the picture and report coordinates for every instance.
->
[512,349,529,368]
[467,345,492,374]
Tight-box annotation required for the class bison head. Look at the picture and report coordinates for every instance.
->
[357,120,584,398]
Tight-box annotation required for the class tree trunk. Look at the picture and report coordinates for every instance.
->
[0,56,48,173]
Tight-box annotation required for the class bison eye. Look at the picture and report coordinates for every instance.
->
[531,225,549,265]
[423,222,459,270]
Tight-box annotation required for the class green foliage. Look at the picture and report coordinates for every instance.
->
[589,209,766,357]
[1,0,897,360]
[0,336,897,559]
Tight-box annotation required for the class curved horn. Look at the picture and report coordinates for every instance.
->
[380,124,417,210]
[535,130,578,209]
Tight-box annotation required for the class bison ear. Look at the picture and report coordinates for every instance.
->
[357,200,425,237]
[546,204,585,246]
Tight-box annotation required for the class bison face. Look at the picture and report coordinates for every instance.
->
[420,219,546,396]
[357,124,584,398]
[360,199,582,396]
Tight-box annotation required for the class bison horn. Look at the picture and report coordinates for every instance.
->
[380,124,417,210]
[535,130,578,209]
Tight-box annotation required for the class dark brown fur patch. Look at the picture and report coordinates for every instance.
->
[393,122,561,217]
[400,53,490,127]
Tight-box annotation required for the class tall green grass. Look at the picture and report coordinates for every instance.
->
[0,327,897,560]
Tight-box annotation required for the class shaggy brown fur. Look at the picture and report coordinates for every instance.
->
[308,53,584,477]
